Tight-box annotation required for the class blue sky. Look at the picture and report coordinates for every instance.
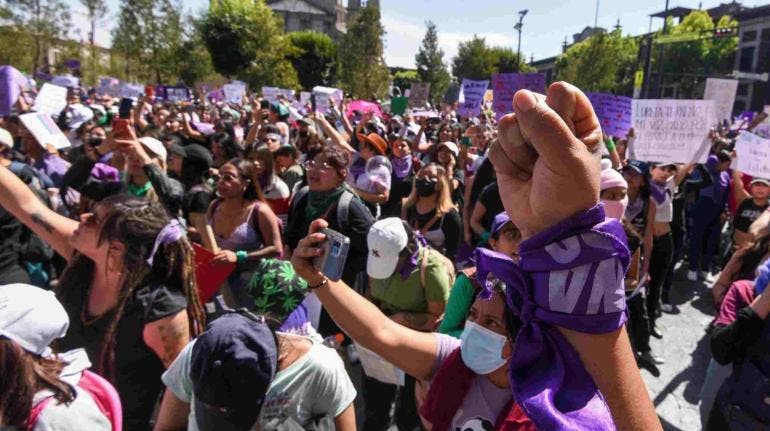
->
[78,0,765,69]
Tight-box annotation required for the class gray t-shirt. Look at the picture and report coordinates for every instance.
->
[162,334,356,430]
[432,333,512,430]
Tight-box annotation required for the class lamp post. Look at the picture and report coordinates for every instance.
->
[515,9,528,72]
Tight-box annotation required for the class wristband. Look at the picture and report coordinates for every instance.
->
[474,204,629,430]
[235,250,248,264]
[307,277,329,290]
[479,231,491,244]
[604,136,616,152]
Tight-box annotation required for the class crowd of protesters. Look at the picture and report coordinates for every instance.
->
[0,71,769,431]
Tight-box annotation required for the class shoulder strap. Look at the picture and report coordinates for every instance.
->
[420,249,429,289]
[78,370,123,431]
[337,190,354,232]
[28,396,54,431]
[290,186,310,216]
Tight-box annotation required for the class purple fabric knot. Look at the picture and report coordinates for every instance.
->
[146,219,184,266]
[473,204,629,430]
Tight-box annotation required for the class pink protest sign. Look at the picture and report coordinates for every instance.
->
[492,73,546,120]
[347,100,383,118]
[586,92,632,138]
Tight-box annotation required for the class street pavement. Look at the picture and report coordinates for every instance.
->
[642,264,716,431]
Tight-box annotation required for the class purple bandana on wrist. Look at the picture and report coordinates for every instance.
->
[146,220,184,266]
[474,204,629,430]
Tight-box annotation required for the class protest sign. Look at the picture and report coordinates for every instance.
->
[119,83,144,99]
[97,77,120,97]
[586,92,633,138]
[390,96,408,115]
[411,110,439,118]
[347,100,383,118]
[735,132,770,179]
[32,83,67,115]
[0,65,24,116]
[312,86,343,114]
[157,86,190,103]
[754,123,770,139]
[19,112,71,149]
[703,78,738,123]
[457,79,488,118]
[408,83,430,108]
[192,243,235,303]
[355,342,405,386]
[629,99,716,164]
[222,83,246,105]
[491,73,546,120]
[261,86,294,103]
[50,75,79,88]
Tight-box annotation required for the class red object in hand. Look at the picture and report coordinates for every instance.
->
[112,119,131,140]
[145,85,155,99]
[192,243,235,303]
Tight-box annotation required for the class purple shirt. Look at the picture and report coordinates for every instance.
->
[34,153,70,188]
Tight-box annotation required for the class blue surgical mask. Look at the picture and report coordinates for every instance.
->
[460,320,508,375]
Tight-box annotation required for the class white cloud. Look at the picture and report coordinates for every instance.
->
[382,12,516,69]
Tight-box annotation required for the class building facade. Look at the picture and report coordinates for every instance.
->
[733,4,770,113]
[266,0,380,40]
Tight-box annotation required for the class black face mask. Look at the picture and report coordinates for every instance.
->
[87,137,104,147]
[415,178,437,197]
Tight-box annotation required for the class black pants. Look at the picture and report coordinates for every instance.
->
[648,232,673,324]
[626,292,651,354]
[362,374,420,431]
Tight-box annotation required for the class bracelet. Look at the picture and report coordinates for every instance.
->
[604,137,616,152]
[235,250,248,264]
[307,277,329,290]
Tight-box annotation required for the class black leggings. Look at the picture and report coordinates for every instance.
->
[626,291,651,354]
[648,232,673,324]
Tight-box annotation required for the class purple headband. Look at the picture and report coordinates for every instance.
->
[147,219,184,266]
[474,204,629,430]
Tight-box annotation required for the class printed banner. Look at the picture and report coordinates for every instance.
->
[629,99,716,164]
[586,92,633,138]
[312,86,343,115]
[703,78,738,123]
[222,83,246,105]
[157,86,190,103]
[408,83,431,108]
[32,83,68,115]
[492,73,546,120]
[0,65,24,116]
[19,112,70,149]
[457,79,489,118]
[735,132,770,179]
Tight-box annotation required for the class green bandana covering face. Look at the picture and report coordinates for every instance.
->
[127,180,152,197]
[305,184,346,221]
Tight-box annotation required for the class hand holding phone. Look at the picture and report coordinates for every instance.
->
[112,118,132,140]
[312,228,350,282]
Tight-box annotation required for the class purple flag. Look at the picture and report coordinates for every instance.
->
[492,73,546,120]
[474,204,629,430]
[0,65,24,116]
[586,93,633,138]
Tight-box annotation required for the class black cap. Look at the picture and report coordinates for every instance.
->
[191,312,277,431]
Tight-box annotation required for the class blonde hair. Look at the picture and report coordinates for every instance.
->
[403,163,455,217]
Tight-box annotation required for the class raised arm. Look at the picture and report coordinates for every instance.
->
[732,169,751,208]
[291,219,438,380]
[315,112,355,154]
[0,166,77,259]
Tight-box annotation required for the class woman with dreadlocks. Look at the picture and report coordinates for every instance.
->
[0,165,205,431]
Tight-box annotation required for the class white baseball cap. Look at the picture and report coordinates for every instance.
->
[0,284,69,357]
[0,127,13,149]
[438,141,460,158]
[367,218,409,279]
[138,136,167,161]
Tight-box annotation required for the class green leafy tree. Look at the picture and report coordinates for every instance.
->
[286,31,337,89]
[555,28,638,94]
[112,0,185,84]
[5,0,71,75]
[78,0,108,85]
[414,21,450,105]
[176,22,218,87]
[338,4,389,98]
[0,5,34,72]
[392,69,419,93]
[655,11,738,97]
[489,47,535,73]
[452,35,496,80]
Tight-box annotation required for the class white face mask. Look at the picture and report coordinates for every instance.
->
[601,195,629,221]
[460,321,508,375]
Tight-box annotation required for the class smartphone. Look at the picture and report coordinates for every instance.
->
[313,228,350,282]
[118,98,133,119]
[112,118,131,140]
[310,94,317,112]
[461,136,472,146]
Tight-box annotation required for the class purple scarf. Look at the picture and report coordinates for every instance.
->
[474,204,629,430]
[391,155,412,180]
[398,234,429,279]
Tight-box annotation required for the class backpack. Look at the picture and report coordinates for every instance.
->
[28,370,123,431]
[291,186,357,231]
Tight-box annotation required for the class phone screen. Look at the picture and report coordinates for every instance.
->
[118,98,132,119]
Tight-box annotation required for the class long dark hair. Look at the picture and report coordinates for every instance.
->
[736,233,770,281]
[57,195,205,379]
[0,339,75,428]
[226,158,267,202]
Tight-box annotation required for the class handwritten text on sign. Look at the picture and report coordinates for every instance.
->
[492,73,546,120]
[629,99,715,164]
[457,79,488,118]
[586,92,632,138]
[703,78,738,123]
[735,132,770,179]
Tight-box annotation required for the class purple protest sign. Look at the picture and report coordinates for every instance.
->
[347,100,383,118]
[457,79,489,118]
[156,86,190,103]
[0,65,24,116]
[586,93,632,138]
[492,73,546,120]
